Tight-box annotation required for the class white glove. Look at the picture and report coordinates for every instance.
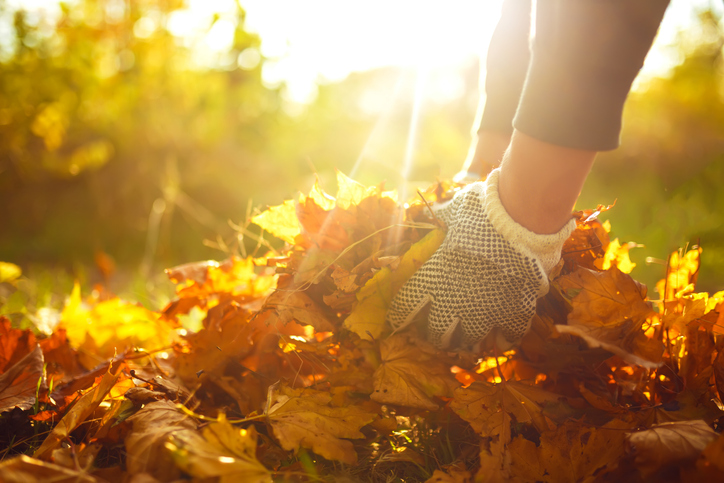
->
[387,168,576,349]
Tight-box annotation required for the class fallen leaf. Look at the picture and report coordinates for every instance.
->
[167,415,272,483]
[450,380,548,442]
[266,385,376,464]
[251,199,300,244]
[0,345,44,413]
[34,365,121,459]
[555,266,659,367]
[344,228,444,340]
[0,262,22,283]
[595,238,639,273]
[0,316,37,372]
[627,420,718,475]
[263,290,335,332]
[124,400,197,480]
[508,419,632,482]
[372,333,458,410]
[0,455,99,483]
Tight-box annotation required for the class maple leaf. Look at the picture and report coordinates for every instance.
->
[344,228,444,340]
[371,333,458,410]
[167,414,272,483]
[554,266,661,368]
[266,384,376,464]
[626,420,718,476]
[506,419,633,482]
[251,199,300,244]
[450,380,550,442]
[0,345,44,413]
[34,365,122,459]
[594,237,640,273]
[263,290,335,332]
[124,400,198,479]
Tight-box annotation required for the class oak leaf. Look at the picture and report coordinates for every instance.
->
[344,228,444,340]
[372,334,458,410]
[167,415,272,483]
[266,385,376,464]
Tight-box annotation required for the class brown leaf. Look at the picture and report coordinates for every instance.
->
[555,266,659,367]
[39,328,82,381]
[124,400,197,480]
[0,345,44,413]
[425,467,472,483]
[508,419,632,482]
[266,385,376,464]
[371,333,458,410]
[0,455,101,483]
[263,290,335,332]
[627,420,718,475]
[34,365,122,459]
[450,381,550,442]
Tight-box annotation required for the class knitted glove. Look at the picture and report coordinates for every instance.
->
[387,168,576,349]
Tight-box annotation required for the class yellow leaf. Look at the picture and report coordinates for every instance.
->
[266,385,376,464]
[34,366,121,459]
[335,170,375,210]
[61,283,174,368]
[595,238,639,273]
[251,199,300,244]
[0,262,21,283]
[344,228,445,340]
[371,334,458,410]
[168,415,271,483]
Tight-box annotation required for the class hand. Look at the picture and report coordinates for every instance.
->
[386,169,575,350]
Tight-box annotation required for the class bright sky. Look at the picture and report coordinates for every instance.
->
[5,0,723,105]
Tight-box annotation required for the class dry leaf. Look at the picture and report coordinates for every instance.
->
[167,415,271,483]
[263,290,335,331]
[124,400,197,480]
[0,317,37,372]
[0,345,43,413]
[251,199,300,244]
[344,228,444,340]
[371,333,458,410]
[266,385,375,464]
[627,420,718,475]
[34,365,121,459]
[0,455,100,483]
[508,419,632,482]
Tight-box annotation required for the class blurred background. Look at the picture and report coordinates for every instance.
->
[0,0,722,311]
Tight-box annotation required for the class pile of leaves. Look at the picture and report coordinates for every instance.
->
[1,172,723,482]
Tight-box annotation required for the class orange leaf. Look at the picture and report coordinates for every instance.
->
[0,345,44,413]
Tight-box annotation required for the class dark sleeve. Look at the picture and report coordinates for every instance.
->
[478,0,532,135]
[513,0,670,151]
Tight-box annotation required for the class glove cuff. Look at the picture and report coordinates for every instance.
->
[482,168,576,282]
